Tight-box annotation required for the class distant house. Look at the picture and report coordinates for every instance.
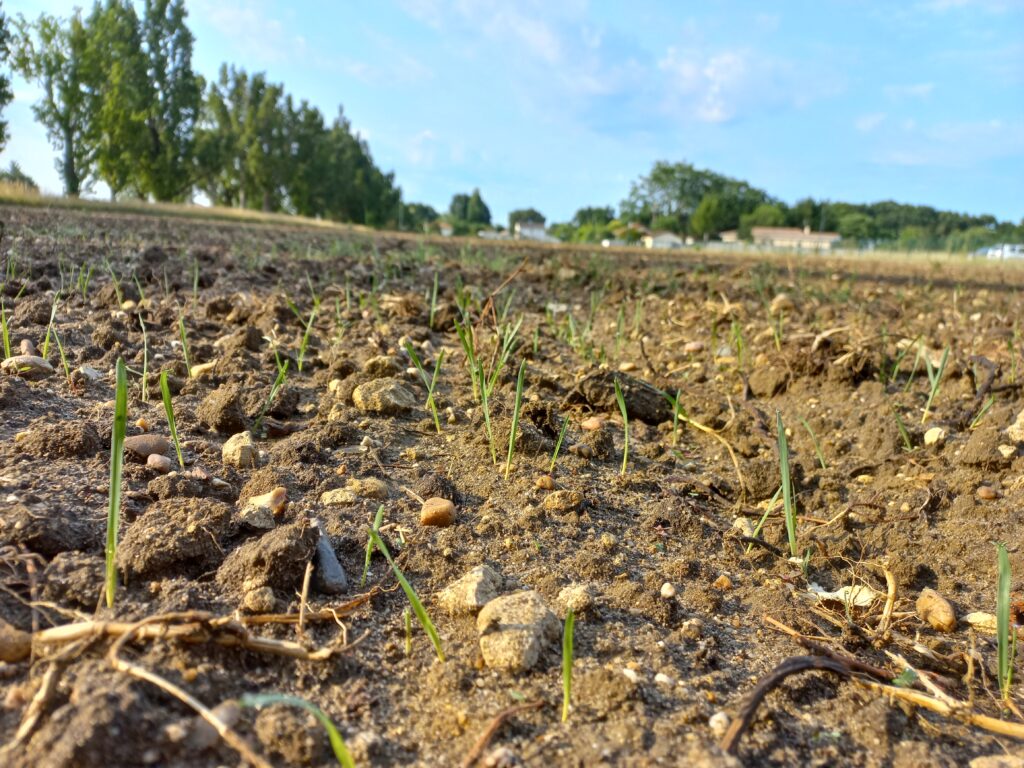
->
[719,230,740,243]
[514,221,558,243]
[438,221,454,237]
[642,231,684,249]
[751,226,841,250]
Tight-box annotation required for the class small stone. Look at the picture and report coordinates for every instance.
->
[19,339,37,356]
[660,582,677,599]
[732,517,755,538]
[241,586,277,613]
[320,488,357,506]
[146,454,174,473]
[682,340,704,354]
[78,365,102,382]
[124,434,171,459]
[352,378,416,415]
[681,617,704,640]
[708,711,731,739]
[347,477,388,499]
[654,672,674,686]
[916,588,957,632]
[439,565,503,614]
[542,489,583,513]
[569,443,593,459]
[580,416,604,431]
[535,475,555,490]
[327,378,344,394]
[190,361,217,378]
[222,431,258,469]
[924,426,947,447]
[998,444,1017,459]
[977,485,1000,500]
[712,574,733,590]
[420,497,455,527]
[557,583,595,614]
[187,701,242,750]
[970,756,1024,768]
[240,487,287,529]
[363,355,403,376]
[311,521,348,594]
[0,617,31,662]
[1007,409,1024,443]
[1,355,54,379]
[135,417,149,431]
[618,361,637,372]
[477,591,560,672]
[621,668,641,683]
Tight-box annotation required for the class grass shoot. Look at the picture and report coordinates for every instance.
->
[51,327,71,385]
[798,416,827,470]
[505,360,527,480]
[921,346,950,423]
[405,342,445,433]
[1,298,10,359]
[562,609,575,723]
[179,315,193,376]
[549,414,571,473]
[238,694,355,768]
[361,505,385,587]
[997,542,1016,703]
[776,410,798,558]
[368,527,445,662]
[614,379,629,475]
[255,360,289,433]
[106,358,128,607]
[160,371,185,469]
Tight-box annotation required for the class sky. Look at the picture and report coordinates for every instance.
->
[3,0,1023,226]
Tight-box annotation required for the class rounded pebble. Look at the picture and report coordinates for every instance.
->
[146,453,174,473]
[660,582,677,599]
[535,475,555,490]
[420,497,455,527]
[580,416,604,431]
[977,485,1000,500]
[124,434,171,458]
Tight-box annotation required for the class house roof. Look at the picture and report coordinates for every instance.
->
[751,226,840,242]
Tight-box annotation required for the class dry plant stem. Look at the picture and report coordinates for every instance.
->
[297,559,314,640]
[5,662,60,750]
[875,565,897,637]
[107,615,273,768]
[461,700,544,768]
[683,414,746,508]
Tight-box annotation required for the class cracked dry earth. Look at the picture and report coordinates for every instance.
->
[2,203,1024,767]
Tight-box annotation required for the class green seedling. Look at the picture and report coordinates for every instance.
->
[454,320,481,401]
[361,505,385,587]
[138,315,149,403]
[549,415,571,473]
[776,411,798,558]
[191,258,199,303]
[746,486,783,555]
[922,347,950,423]
[104,259,123,306]
[297,305,317,373]
[178,316,193,376]
[51,328,71,385]
[1,299,10,359]
[892,406,914,451]
[505,360,527,480]
[132,274,146,305]
[614,379,629,476]
[41,292,60,359]
[160,371,185,469]
[428,271,439,329]
[661,389,686,447]
[239,694,355,768]
[997,542,1016,703]
[885,334,920,386]
[405,342,445,434]
[479,360,497,464]
[77,263,93,301]
[404,607,413,657]
[970,395,995,430]
[730,319,746,370]
[368,527,445,662]
[615,305,625,353]
[798,416,827,469]
[105,358,128,607]
[255,360,289,433]
[562,609,576,723]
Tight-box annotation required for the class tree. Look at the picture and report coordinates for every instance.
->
[138,0,202,201]
[0,161,38,190]
[12,11,94,196]
[690,194,729,238]
[466,188,490,225]
[572,206,615,228]
[508,207,544,231]
[837,212,873,243]
[448,193,469,222]
[402,202,438,232]
[0,4,13,152]
[738,202,786,239]
[86,0,150,199]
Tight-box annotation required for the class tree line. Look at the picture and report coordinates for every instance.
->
[0,0,402,226]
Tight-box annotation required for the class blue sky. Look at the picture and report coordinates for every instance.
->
[4,0,1023,225]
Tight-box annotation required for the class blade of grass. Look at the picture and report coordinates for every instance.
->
[549,414,571,473]
[505,360,527,480]
[614,379,629,476]
[368,527,445,662]
[361,505,385,587]
[238,694,355,768]
[160,371,185,469]
[997,542,1015,702]
[776,410,798,558]
[798,416,827,470]
[179,315,192,376]
[562,609,575,723]
[106,358,128,607]
[1,298,10,359]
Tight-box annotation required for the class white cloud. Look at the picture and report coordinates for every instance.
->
[917,0,1024,12]
[884,82,935,100]
[855,112,887,132]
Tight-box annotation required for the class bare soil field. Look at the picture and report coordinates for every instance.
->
[2,204,1024,767]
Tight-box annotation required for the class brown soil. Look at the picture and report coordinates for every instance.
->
[2,204,1024,767]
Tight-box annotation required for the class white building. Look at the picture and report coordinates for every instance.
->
[514,221,558,243]
[642,231,685,249]
[751,226,840,250]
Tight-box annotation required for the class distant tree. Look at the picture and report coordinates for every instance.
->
[572,206,615,228]
[689,193,730,238]
[448,193,469,222]
[0,3,13,152]
[466,188,490,225]
[837,212,874,243]
[11,11,94,196]
[403,202,438,232]
[946,226,998,253]
[508,207,544,231]
[898,225,940,251]
[0,161,38,189]
[651,213,683,234]
[739,203,786,239]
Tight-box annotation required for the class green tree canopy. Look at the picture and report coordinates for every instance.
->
[0,3,13,152]
[466,188,490,225]
[738,202,787,239]
[509,207,544,230]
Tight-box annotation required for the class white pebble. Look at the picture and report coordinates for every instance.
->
[660,582,677,599]
[709,711,730,738]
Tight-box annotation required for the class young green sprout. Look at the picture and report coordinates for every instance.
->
[41,292,59,360]
[505,360,527,480]
[255,360,289,434]
[562,609,576,723]
[921,346,950,424]
[106,358,129,607]
[428,271,440,330]
[178,315,193,376]
[404,342,445,434]
[613,379,629,476]
[138,314,149,403]
[238,694,355,768]
[776,410,798,558]
[368,527,445,662]
[160,371,185,469]
[0,298,10,360]
[404,607,413,656]
[549,415,571,474]
[297,304,318,373]
[51,328,71,385]
[997,542,1016,703]
[361,505,385,587]
[798,416,827,470]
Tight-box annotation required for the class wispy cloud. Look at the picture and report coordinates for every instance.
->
[855,112,887,132]
[884,82,935,100]
[916,0,1024,12]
